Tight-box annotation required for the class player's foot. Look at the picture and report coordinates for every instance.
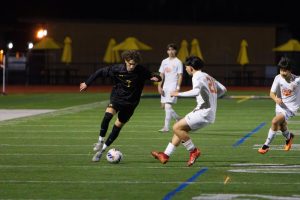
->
[258,145,269,154]
[92,151,103,162]
[285,133,294,151]
[187,148,201,167]
[151,151,169,164]
[93,141,104,152]
[158,128,169,133]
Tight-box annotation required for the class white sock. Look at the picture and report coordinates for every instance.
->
[170,108,180,120]
[182,139,195,152]
[101,143,107,152]
[282,130,290,140]
[164,142,176,156]
[164,104,172,130]
[264,128,277,146]
[98,136,105,143]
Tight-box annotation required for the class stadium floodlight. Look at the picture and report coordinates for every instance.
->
[7,42,13,49]
[36,28,48,39]
[28,42,33,50]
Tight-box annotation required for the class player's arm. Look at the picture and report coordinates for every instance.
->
[215,80,227,98]
[270,91,282,105]
[176,73,183,91]
[270,75,282,105]
[79,66,111,92]
[158,72,164,95]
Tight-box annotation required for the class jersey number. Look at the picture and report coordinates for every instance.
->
[206,77,217,94]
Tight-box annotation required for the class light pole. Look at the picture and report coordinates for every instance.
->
[2,42,13,95]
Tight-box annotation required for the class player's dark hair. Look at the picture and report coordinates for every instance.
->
[121,50,142,63]
[167,43,177,51]
[185,56,204,70]
[278,56,292,70]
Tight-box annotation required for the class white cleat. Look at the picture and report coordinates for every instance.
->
[158,128,169,133]
[93,142,104,152]
[92,151,103,162]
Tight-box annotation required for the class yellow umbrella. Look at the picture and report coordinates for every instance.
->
[272,39,300,51]
[61,36,72,64]
[103,38,121,63]
[190,38,204,60]
[112,37,152,51]
[33,37,61,50]
[177,40,189,62]
[237,39,249,66]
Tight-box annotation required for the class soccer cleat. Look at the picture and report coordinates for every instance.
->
[92,151,103,162]
[285,133,294,151]
[258,145,269,154]
[187,148,201,167]
[93,142,104,152]
[158,128,169,133]
[151,151,169,164]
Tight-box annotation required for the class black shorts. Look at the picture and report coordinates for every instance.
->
[108,102,137,123]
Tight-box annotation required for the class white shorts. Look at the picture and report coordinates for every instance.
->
[185,108,215,130]
[275,104,296,121]
[161,89,177,104]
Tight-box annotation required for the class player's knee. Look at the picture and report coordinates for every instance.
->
[104,112,113,120]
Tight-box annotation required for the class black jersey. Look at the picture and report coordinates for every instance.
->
[85,64,156,106]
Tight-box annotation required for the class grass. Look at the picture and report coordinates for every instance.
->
[0,92,299,200]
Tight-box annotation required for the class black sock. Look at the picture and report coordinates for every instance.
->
[99,112,113,137]
[105,125,122,146]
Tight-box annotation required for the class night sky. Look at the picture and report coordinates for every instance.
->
[1,0,300,51]
[2,0,299,24]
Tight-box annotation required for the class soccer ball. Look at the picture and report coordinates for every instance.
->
[106,148,123,164]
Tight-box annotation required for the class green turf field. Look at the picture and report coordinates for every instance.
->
[0,92,299,200]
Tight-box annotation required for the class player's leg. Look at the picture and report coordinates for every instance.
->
[173,118,201,166]
[92,106,135,162]
[158,102,167,132]
[169,102,181,121]
[280,120,294,151]
[93,106,116,152]
[151,134,181,164]
[258,113,285,154]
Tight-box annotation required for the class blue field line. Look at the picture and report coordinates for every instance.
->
[162,167,208,200]
[232,122,266,147]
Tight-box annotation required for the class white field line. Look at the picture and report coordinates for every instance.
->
[0,109,56,121]
[229,163,300,174]
[0,153,298,158]
[253,144,300,151]
[192,194,300,200]
[0,101,108,126]
[0,180,300,185]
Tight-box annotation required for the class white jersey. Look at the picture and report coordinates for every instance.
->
[159,57,183,90]
[178,71,226,124]
[271,74,300,114]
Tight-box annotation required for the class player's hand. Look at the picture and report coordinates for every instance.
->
[80,82,87,92]
[170,91,179,97]
[275,97,283,105]
[158,87,164,96]
[150,77,160,82]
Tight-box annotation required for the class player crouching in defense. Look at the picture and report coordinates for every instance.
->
[151,56,227,166]
[258,56,300,154]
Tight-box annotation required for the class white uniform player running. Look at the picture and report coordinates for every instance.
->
[158,43,183,132]
[152,56,226,166]
[259,56,300,154]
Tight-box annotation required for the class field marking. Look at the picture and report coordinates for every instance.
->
[237,96,251,103]
[192,194,300,200]
[229,163,300,174]
[232,122,266,147]
[0,165,201,169]
[0,180,300,185]
[0,101,108,126]
[253,144,300,151]
[163,168,208,200]
[0,109,56,121]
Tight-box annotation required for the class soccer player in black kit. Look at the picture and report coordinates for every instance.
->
[80,50,161,162]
